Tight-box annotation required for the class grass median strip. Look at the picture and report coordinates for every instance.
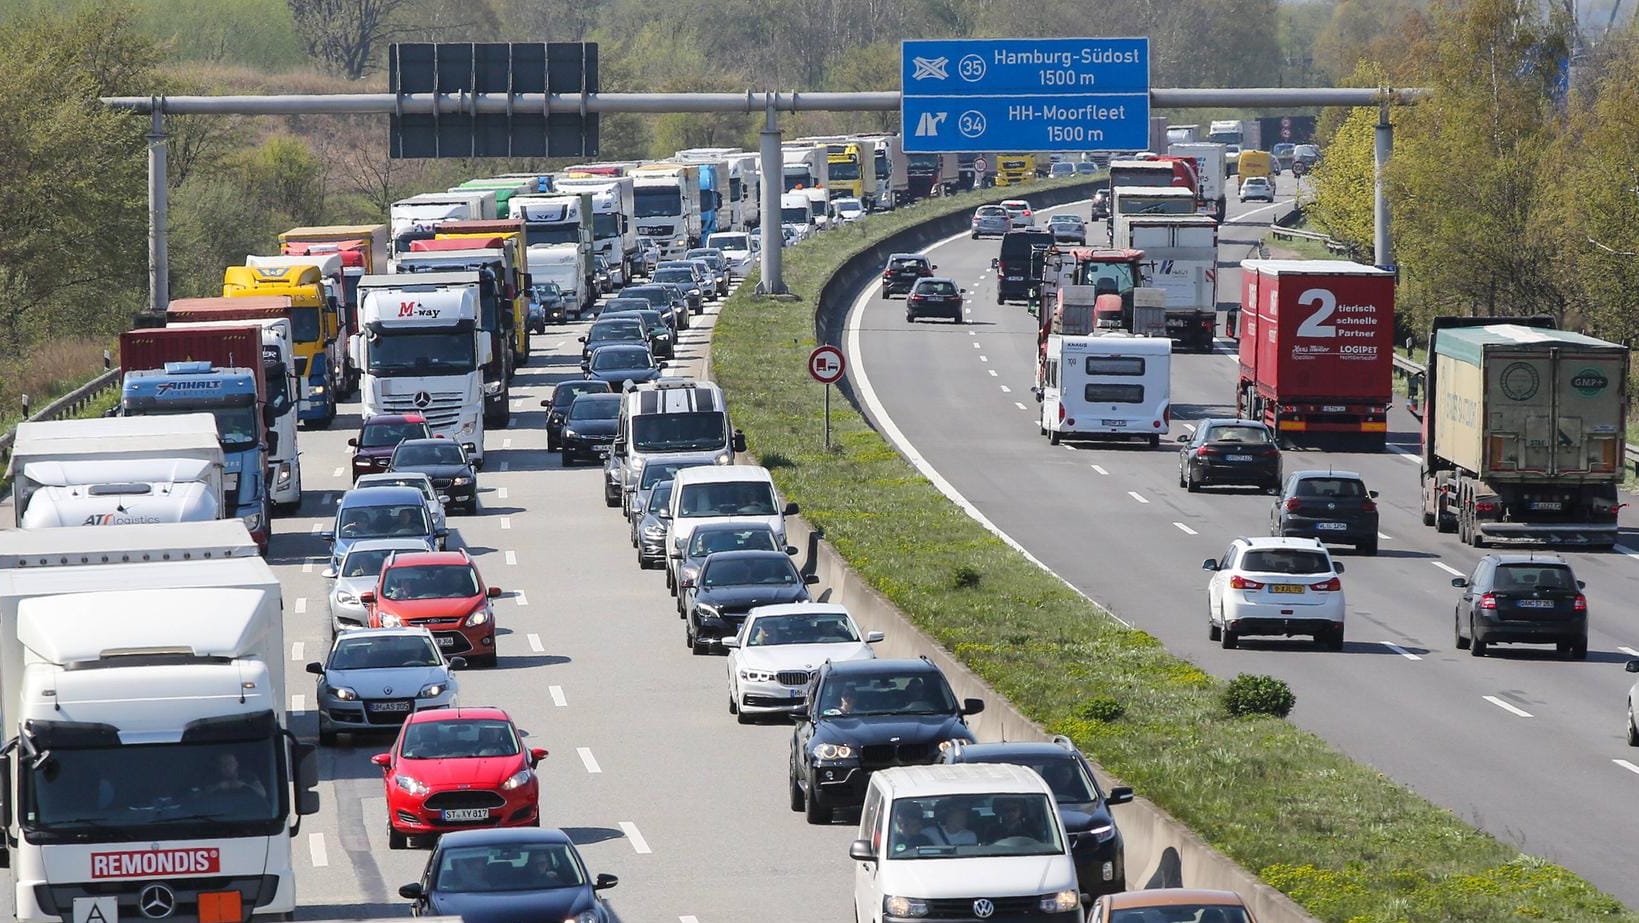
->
[713,187,1631,922]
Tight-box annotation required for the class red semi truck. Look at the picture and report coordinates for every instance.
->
[1236,259,1396,450]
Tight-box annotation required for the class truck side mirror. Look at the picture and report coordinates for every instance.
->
[292,741,320,816]
[732,430,747,453]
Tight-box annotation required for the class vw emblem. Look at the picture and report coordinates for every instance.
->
[412,391,433,409]
[138,884,176,919]
[972,898,995,918]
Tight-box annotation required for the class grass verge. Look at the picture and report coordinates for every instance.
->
[0,388,119,498]
[713,189,1633,922]
[0,338,115,435]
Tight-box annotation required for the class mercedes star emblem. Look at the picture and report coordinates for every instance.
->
[138,884,177,919]
[412,391,433,409]
[972,898,995,918]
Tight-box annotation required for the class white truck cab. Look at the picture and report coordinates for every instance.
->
[7,416,226,529]
[1038,334,1172,447]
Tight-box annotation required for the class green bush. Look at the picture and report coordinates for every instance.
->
[1077,695,1125,723]
[950,564,982,590]
[1222,674,1297,718]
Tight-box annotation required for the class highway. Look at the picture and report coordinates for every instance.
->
[844,177,1639,907]
[0,289,857,921]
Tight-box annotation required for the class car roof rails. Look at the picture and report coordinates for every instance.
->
[1049,734,1077,751]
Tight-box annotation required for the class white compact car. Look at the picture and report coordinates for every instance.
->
[1202,536,1346,650]
[722,604,882,720]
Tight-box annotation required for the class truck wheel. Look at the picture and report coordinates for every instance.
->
[1422,508,1436,527]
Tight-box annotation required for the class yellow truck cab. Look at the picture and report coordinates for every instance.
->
[1236,150,1273,190]
[223,264,339,427]
[997,154,1038,187]
[434,221,532,367]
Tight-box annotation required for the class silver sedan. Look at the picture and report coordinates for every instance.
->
[971,205,1011,239]
[324,538,438,637]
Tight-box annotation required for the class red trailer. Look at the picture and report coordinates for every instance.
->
[1236,260,1396,450]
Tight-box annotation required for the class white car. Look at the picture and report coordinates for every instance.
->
[782,222,807,246]
[323,538,436,637]
[1238,176,1273,202]
[1202,536,1346,650]
[832,197,866,223]
[722,604,882,721]
[355,471,446,542]
[706,231,758,278]
[306,627,460,745]
[1000,199,1035,228]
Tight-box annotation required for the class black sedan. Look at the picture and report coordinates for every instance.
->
[399,827,618,922]
[1177,419,1281,492]
[652,267,704,313]
[681,549,817,653]
[939,737,1134,899]
[584,344,664,389]
[389,438,479,514]
[600,308,675,359]
[529,282,568,331]
[579,318,648,363]
[542,380,612,452]
[1452,554,1588,659]
[905,277,965,323]
[560,392,622,466]
[1271,470,1380,555]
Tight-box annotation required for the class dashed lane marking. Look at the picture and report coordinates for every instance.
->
[501,517,512,530]
[1381,642,1422,661]
[550,685,567,707]
[1173,522,1196,535]
[988,369,997,377]
[505,550,518,566]
[528,633,545,653]
[1615,759,1639,777]
[1014,402,1028,411]
[291,694,306,714]
[1128,491,1149,504]
[294,598,308,614]
[309,833,328,868]
[290,642,304,662]
[1432,561,1465,577]
[1000,385,1012,393]
[1483,695,1533,718]
[515,590,530,606]
[1091,465,1108,475]
[619,821,652,854]
[578,747,602,774]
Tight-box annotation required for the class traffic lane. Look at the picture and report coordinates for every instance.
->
[851,231,1639,905]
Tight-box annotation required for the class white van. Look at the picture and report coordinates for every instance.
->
[1038,334,1172,447]
[666,465,797,591]
[605,378,747,509]
[850,764,1081,923]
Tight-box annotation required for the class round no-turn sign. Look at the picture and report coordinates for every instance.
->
[809,345,846,384]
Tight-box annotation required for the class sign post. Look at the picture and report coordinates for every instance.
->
[808,345,846,449]
[901,37,1150,154]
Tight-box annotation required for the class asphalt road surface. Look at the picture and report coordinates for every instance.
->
[845,175,1639,908]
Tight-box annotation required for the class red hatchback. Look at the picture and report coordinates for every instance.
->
[351,413,432,481]
[372,707,547,848]
[363,550,502,667]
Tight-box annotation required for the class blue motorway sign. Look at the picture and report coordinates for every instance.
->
[901,37,1149,154]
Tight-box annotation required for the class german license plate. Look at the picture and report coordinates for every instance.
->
[1270,584,1305,594]
[1227,454,1254,462]
[436,636,456,647]
[1006,275,1023,281]
[1321,405,1346,413]
[1316,522,1348,531]
[1531,501,1562,511]
[595,445,612,455]
[1101,419,1127,427]
[441,808,491,822]
[1517,599,1555,609]
[368,701,411,713]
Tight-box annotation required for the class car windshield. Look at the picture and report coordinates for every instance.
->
[655,269,694,285]
[382,564,480,600]
[433,843,586,894]
[689,527,779,557]
[1239,549,1331,575]
[639,461,692,489]
[677,481,778,517]
[568,396,620,421]
[339,504,429,538]
[886,793,1063,859]
[605,300,650,314]
[1050,216,1080,225]
[361,421,427,448]
[552,382,608,406]
[977,207,1007,217]
[1108,907,1251,923]
[362,477,436,502]
[633,412,728,452]
[399,718,519,759]
[700,555,800,587]
[394,443,464,467]
[916,281,958,296]
[1292,478,1366,499]
[591,349,652,371]
[971,755,1098,804]
[646,482,674,513]
[818,672,957,717]
[1206,425,1272,444]
[328,635,442,670]
[889,258,927,271]
[1494,564,1576,591]
[341,547,400,578]
[590,323,644,344]
[711,235,749,249]
[746,613,859,646]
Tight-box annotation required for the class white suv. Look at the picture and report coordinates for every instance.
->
[849,764,1081,923]
[1202,536,1347,650]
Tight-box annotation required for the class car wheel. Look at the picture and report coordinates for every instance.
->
[686,620,700,653]
[804,785,831,825]
[1047,429,1061,446]
[1325,626,1345,651]
[1148,434,1160,448]
[1220,627,1238,649]
[1208,601,1221,641]
[388,826,408,850]
[1454,612,1470,650]
[1186,468,1202,493]
[971,232,979,239]
[1359,538,1379,556]
[996,293,1004,306]
[1628,705,1639,747]
[1569,637,1589,661]
[604,489,620,509]
[1178,465,1186,488]
[1470,618,1487,657]
[728,694,738,715]
[789,769,806,812]
[906,311,916,323]
[318,726,338,747]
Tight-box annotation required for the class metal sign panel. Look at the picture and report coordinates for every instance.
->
[900,37,1148,153]
[389,42,598,159]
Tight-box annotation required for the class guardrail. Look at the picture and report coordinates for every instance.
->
[0,368,121,466]
[1268,224,1353,255]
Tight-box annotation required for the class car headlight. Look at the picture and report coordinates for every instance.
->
[310,384,327,396]
[379,613,404,628]
[417,682,448,698]
[275,463,293,488]
[739,668,777,683]
[483,381,502,396]
[1084,822,1116,842]
[500,768,533,791]
[565,912,598,923]
[642,523,666,539]
[465,608,492,627]
[393,774,430,796]
[459,421,475,435]
[814,743,855,760]
[330,685,359,701]
[335,591,358,607]
[1039,890,1079,913]
[884,896,928,918]
[242,512,263,532]
[452,476,472,486]
[563,428,579,439]
[695,602,721,620]
[681,564,700,583]
[715,453,732,465]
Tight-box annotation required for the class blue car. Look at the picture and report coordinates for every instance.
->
[399,828,619,923]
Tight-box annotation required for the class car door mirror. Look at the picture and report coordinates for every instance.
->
[487,586,503,598]
[370,753,392,769]
[304,662,324,675]
[679,578,695,589]
[1201,559,1218,571]
[721,637,740,649]
[1450,577,1469,588]
[359,591,377,604]
[1176,433,1190,443]
[1626,661,1639,674]
[397,883,423,900]
[578,336,587,343]
[448,656,467,670]
[321,566,339,579]
[804,574,820,585]
[540,399,552,408]
[347,437,359,448]
[529,747,549,765]
[990,258,1000,269]
[785,545,799,556]
[1368,490,1380,499]
[961,698,985,716]
[319,530,336,542]
[790,706,808,720]
[435,528,449,539]
[1332,563,1345,574]
[784,502,800,515]
[848,839,877,862]
[593,873,619,892]
[1107,785,1134,805]
[733,430,748,453]
[865,631,885,643]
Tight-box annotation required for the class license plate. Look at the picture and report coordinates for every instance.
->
[1516,599,1555,609]
[441,808,491,822]
[1531,501,1562,511]
[1321,405,1346,413]
[595,445,612,456]
[1226,454,1254,462]
[1270,584,1305,594]
[368,701,411,713]
[1316,522,1348,531]
[1101,419,1127,427]
[436,636,455,648]
[1006,275,1023,281]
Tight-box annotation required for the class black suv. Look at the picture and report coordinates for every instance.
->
[1452,554,1588,659]
[681,549,818,653]
[1271,470,1380,555]
[940,737,1134,899]
[881,253,935,298]
[1177,419,1281,492]
[389,438,478,514]
[995,228,1054,305]
[790,658,983,825]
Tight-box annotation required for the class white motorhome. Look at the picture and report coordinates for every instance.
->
[631,163,704,258]
[510,192,598,309]
[1038,334,1172,446]
[388,191,498,256]
[1166,142,1230,222]
[527,244,593,320]
[779,193,817,241]
[7,416,225,529]
[0,521,318,923]
[353,272,489,465]
[551,175,638,285]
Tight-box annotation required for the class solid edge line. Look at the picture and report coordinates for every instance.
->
[844,215,1133,628]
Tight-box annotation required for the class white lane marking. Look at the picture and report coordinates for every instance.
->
[619,821,652,854]
[291,642,304,662]
[1173,522,1197,535]
[302,560,315,574]
[1014,402,1028,411]
[1432,561,1465,577]
[1128,491,1149,504]
[1483,695,1533,718]
[324,493,336,505]
[1183,423,1196,433]
[979,355,989,362]
[291,694,306,713]
[331,467,344,478]
[294,598,308,614]
[1000,385,1012,393]
[1388,445,1421,465]
[498,487,509,500]
[971,342,980,349]
[505,550,518,566]
[1615,759,1639,777]
[968,330,976,336]
[500,461,510,471]
[310,523,322,534]
[309,832,328,868]
[1378,532,1392,540]
[988,369,998,377]
[1091,464,1108,475]
[515,590,530,606]
[1613,544,1639,561]
[549,685,567,707]
[528,633,545,653]
[578,747,602,773]
[680,917,701,923]
[1620,646,1639,658]
[503,438,513,449]
[1380,642,1422,661]
[500,517,513,530]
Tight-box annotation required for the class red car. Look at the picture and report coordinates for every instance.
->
[371,707,547,848]
[362,550,502,667]
[350,413,432,481]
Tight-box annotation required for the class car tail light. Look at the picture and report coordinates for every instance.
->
[1574,594,1588,612]
[1058,404,1066,423]
[882,270,893,279]
[1195,446,1211,457]
[1310,577,1341,591]
[1230,575,1264,590]
[1479,593,1498,610]
[910,295,925,302]
[1023,209,1032,217]
[1361,499,1377,512]
[1474,500,1499,514]
[1284,498,1302,512]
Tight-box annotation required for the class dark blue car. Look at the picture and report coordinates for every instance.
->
[400,827,619,922]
